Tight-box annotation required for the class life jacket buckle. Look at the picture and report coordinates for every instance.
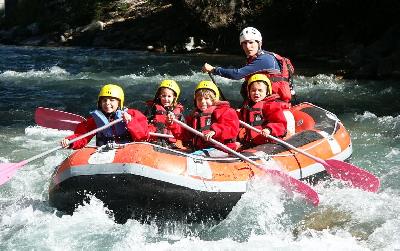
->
[254,151,272,163]
[97,142,125,152]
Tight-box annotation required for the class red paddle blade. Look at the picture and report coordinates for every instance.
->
[0,162,26,185]
[325,159,380,192]
[0,168,17,185]
[266,169,319,206]
[35,107,85,131]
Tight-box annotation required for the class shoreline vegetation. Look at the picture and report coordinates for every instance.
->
[0,0,399,80]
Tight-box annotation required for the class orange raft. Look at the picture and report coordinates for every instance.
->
[49,102,352,222]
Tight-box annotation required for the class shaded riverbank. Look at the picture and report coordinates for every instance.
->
[0,0,399,79]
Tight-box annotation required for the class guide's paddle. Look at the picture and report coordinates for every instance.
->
[172,118,319,206]
[208,72,227,101]
[239,120,380,192]
[35,107,173,138]
[0,118,123,186]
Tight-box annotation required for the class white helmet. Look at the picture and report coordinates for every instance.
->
[239,27,262,44]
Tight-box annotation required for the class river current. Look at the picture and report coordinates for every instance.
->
[0,45,399,250]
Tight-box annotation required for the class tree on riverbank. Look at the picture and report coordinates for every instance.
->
[0,0,399,79]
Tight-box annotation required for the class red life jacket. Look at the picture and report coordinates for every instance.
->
[191,106,216,149]
[190,103,237,150]
[240,94,286,143]
[246,51,295,103]
[146,101,184,143]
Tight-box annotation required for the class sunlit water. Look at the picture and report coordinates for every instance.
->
[0,45,399,250]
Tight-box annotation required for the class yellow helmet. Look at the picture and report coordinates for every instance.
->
[98,84,125,108]
[158,79,181,101]
[247,74,272,95]
[195,80,220,100]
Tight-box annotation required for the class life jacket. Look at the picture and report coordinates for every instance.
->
[240,94,289,143]
[146,101,184,144]
[245,51,295,103]
[191,103,236,150]
[90,109,132,146]
[191,106,215,149]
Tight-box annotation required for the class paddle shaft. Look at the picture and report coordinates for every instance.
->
[208,72,218,88]
[14,118,122,168]
[172,118,319,205]
[206,74,322,164]
[173,119,260,166]
[0,117,125,185]
[239,114,381,193]
[149,132,174,138]
[206,73,320,162]
[35,107,173,139]
[206,73,379,193]
[239,120,328,165]
[208,72,227,101]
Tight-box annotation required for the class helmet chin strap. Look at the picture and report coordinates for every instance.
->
[257,41,262,53]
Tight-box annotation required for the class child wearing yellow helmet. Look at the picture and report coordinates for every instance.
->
[166,80,239,156]
[60,83,150,149]
[238,74,287,148]
[145,79,184,148]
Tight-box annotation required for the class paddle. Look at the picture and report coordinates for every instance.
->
[208,72,227,101]
[206,72,380,193]
[35,107,173,139]
[172,118,319,206]
[35,107,86,131]
[239,120,380,192]
[0,118,123,186]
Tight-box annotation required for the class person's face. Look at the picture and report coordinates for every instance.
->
[195,94,214,112]
[241,40,259,57]
[159,88,175,107]
[249,82,268,103]
[100,97,119,113]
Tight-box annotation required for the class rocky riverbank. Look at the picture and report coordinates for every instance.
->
[0,0,399,79]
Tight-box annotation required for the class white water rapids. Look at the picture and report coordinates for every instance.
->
[0,45,399,250]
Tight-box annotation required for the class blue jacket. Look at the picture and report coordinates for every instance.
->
[214,51,281,80]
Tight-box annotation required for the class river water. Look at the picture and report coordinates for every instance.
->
[0,45,399,250]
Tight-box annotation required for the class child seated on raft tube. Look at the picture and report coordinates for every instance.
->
[238,74,287,149]
[145,80,184,148]
[60,84,149,149]
[166,80,240,157]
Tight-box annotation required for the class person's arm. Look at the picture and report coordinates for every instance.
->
[167,114,192,142]
[64,117,97,149]
[262,102,287,138]
[210,107,240,142]
[213,54,281,80]
[125,109,150,141]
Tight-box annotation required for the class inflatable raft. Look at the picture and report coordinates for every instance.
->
[48,102,352,222]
